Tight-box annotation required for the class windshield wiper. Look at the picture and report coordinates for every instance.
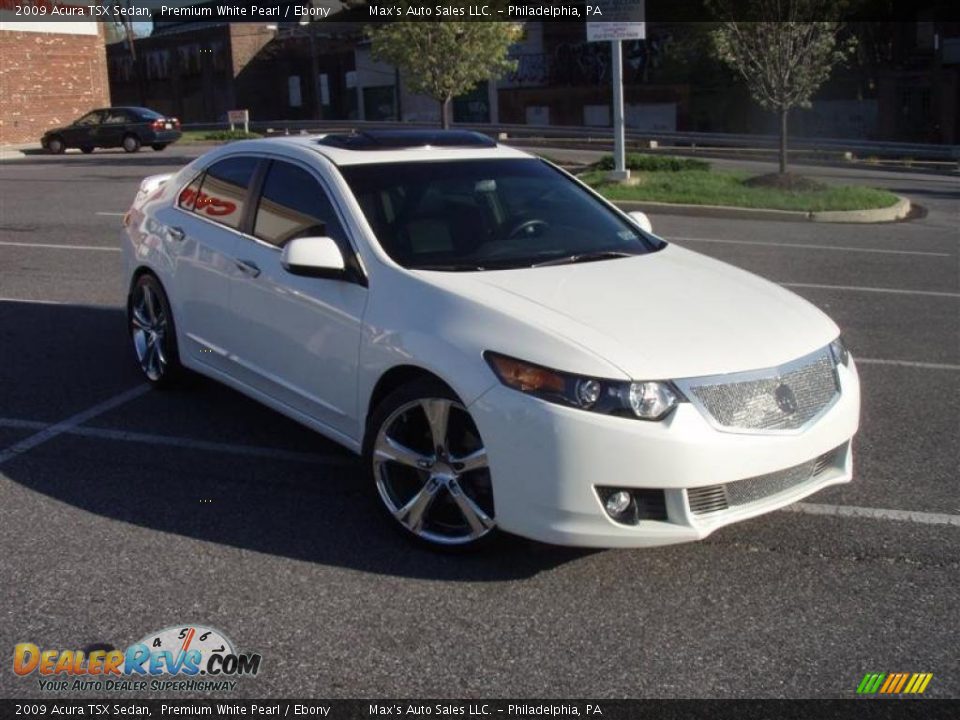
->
[411,263,487,272]
[531,250,636,268]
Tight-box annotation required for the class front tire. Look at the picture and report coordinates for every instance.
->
[364,378,497,551]
[47,136,65,154]
[128,274,183,388]
[122,134,141,153]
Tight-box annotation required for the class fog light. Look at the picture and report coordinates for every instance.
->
[605,490,632,516]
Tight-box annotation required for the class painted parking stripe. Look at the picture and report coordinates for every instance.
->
[95,212,126,217]
[668,236,953,258]
[0,417,355,467]
[782,282,960,299]
[0,296,67,305]
[855,357,960,371]
[0,240,120,252]
[2,413,958,527]
[781,502,960,527]
[0,385,150,466]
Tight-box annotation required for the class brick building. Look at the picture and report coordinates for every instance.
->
[0,18,110,146]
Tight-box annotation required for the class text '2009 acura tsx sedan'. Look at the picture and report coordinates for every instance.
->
[122,130,860,550]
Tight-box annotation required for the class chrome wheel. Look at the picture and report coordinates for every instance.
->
[130,282,168,382]
[373,397,495,546]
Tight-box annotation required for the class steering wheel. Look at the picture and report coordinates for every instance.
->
[506,218,549,240]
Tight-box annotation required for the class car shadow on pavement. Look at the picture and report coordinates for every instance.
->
[0,300,595,581]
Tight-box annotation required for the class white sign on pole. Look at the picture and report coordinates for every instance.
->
[586,0,646,43]
[227,109,250,133]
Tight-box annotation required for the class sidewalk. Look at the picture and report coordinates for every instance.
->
[0,143,42,160]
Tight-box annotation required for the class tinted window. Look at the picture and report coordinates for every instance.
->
[339,159,659,271]
[134,108,164,120]
[74,111,103,126]
[253,161,347,248]
[193,156,259,230]
[103,110,129,125]
[178,173,204,211]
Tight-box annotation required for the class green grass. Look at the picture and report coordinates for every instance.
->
[179,130,263,143]
[580,169,898,212]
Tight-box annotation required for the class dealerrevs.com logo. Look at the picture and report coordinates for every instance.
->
[13,625,262,693]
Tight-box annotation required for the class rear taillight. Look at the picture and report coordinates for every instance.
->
[151,119,164,130]
[172,118,181,129]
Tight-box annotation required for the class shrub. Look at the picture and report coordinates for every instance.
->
[595,153,710,173]
[202,130,263,141]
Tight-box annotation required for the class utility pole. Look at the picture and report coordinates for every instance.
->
[609,39,628,181]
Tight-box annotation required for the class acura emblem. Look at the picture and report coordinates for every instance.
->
[775,383,799,415]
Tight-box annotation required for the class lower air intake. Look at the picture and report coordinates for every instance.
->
[687,444,846,516]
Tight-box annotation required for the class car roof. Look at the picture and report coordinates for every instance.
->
[246,130,534,166]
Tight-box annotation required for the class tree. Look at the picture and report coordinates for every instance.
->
[709,0,855,174]
[368,20,520,128]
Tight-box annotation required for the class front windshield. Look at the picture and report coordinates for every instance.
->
[339,158,662,271]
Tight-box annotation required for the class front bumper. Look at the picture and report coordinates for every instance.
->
[469,360,860,548]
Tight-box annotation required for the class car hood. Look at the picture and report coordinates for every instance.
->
[420,244,839,380]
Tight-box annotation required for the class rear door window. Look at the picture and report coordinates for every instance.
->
[193,156,260,231]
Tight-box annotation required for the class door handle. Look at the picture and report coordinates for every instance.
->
[167,226,185,241]
[236,259,261,278]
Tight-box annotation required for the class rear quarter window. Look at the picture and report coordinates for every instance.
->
[192,156,260,231]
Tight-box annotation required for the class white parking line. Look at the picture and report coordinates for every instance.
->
[0,386,150,466]
[0,417,355,466]
[2,411,955,527]
[0,240,120,252]
[95,212,125,217]
[668,236,953,258]
[856,357,960,371]
[0,296,67,305]
[2,415,957,526]
[782,503,960,527]
[782,282,960,299]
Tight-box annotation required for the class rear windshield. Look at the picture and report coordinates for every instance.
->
[338,158,661,271]
[133,108,164,120]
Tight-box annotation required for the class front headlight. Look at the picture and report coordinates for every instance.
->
[829,336,851,367]
[485,352,683,421]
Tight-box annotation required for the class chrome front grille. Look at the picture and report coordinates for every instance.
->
[680,348,839,434]
[687,444,846,516]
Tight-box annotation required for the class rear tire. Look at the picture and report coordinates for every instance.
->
[122,134,141,153]
[47,136,65,154]
[151,143,168,151]
[128,274,183,388]
[363,377,498,552]
[80,145,94,154]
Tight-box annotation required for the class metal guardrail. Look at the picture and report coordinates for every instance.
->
[183,119,960,161]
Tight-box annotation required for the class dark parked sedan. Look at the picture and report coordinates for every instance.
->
[41,107,182,154]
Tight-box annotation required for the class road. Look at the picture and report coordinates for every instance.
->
[0,144,957,699]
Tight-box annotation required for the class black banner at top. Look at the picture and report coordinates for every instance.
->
[1,0,959,24]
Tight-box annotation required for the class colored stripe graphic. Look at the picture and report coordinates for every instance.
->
[857,673,886,694]
[857,672,933,694]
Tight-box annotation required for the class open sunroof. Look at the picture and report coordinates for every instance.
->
[315,130,497,151]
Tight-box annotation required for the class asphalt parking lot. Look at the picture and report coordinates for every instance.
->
[0,144,957,699]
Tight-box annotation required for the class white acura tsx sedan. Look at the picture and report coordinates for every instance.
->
[122,130,860,550]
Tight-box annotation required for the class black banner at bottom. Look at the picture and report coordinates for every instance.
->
[2,700,959,720]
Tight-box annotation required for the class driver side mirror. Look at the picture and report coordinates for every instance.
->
[281,236,347,279]
[628,211,653,234]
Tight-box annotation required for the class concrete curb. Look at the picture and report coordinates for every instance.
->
[614,195,911,224]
